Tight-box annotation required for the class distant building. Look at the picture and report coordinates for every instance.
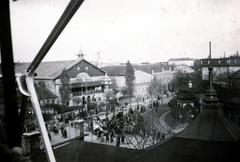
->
[152,68,176,92]
[134,70,152,99]
[174,65,194,73]
[101,65,126,89]
[102,63,176,101]
[168,58,194,67]
[35,83,58,106]
[102,65,152,100]
[228,69,240,88]
[200,56,240,81]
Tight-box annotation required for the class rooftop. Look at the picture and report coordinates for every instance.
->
[102,63,174,76]
[0,59,107,80]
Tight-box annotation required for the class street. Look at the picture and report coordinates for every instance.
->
[48,96,173,149]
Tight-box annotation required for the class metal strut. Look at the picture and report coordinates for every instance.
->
[18,0,85,162]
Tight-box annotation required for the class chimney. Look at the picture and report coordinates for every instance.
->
[209,41,211,59]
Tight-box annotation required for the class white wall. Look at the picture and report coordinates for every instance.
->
[113,76,126,88]
[135,70,152,84]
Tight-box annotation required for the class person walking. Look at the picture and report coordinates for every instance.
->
[101,133,104,142]
[110,130,114,143]
[105,132,109,142]
[116,135,120,147]
[61,126,64,138]
[121,133,125,144]
[63,128,68,138]
[96,130,100,140]
[157,131,161,141]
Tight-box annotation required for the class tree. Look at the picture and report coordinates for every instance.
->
[148,77,162,98]
[170,71,190,92]
[148,77,164,104]
[125,61,135,106]
[59,69,71,106]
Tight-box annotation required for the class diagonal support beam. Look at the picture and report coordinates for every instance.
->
[22,0,85,161]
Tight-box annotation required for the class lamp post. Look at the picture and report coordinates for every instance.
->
[102,74,112,120]
[150,73,155,141]
[85,82,87,110]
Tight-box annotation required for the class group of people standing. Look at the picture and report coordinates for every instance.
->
[60,126,68,139]
[94,115,126,147]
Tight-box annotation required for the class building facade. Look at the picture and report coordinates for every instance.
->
[13,55,111,107]
[200,56,240,82]
[102,66,152,101]
[168,58,194,67]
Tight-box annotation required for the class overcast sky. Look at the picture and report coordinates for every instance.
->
[10,0,240,64]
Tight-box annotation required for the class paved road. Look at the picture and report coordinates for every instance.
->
[142,104,170,133]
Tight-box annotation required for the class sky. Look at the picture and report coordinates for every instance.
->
[10,0,240,64]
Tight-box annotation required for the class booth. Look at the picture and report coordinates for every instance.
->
[72,119,85,139]
[22,130,41,155]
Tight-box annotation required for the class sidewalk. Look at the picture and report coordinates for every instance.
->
[157,105,188,136]
[50,123,138,149]
[159,110,172,131]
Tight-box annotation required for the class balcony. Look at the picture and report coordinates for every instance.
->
[72,90,104,97]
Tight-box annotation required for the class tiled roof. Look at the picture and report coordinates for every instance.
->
[134,63,172,74]
[102,65,126,76]
[14,60,76,79]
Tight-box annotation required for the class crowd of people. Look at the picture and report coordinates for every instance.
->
[92,114,126,147]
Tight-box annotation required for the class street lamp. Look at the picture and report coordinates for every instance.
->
[150,73,155,135]
[188,80,192,88]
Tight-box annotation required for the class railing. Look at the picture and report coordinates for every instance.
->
[72,90,104,97]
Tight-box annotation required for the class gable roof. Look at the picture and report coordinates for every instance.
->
[102,65,126,76]
[35,84,57,100]
[14,60,75,79]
